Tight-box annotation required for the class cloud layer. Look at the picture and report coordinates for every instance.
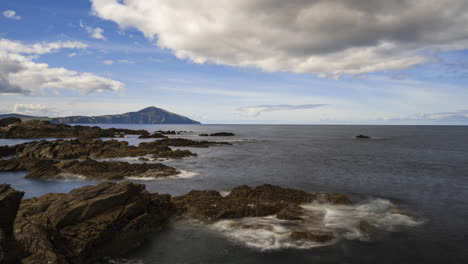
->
[91,0,468,77]
[239,104,327,117]
[382,110,468,123]
[0,38,124,94]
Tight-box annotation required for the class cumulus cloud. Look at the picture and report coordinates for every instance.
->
[80,20,106,40]
[3,10,21,20]
[0,38,124,95]
[239,104,327,117]
[91,0,468,77]
[10,104,59,117]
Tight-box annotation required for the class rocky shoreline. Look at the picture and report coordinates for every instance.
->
[0,182,357,264]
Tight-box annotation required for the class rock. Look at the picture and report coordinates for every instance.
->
[15,181,175,264]
[277,204,305,220]
[0,117,21,128]
[156,130,178,135]
[8,138,212,160]
[290,230,335,243]
[138,157,150,162]
[355,134,371,139]
[0,120,148,139]
[151,149,197,159]
[0,157,179,180]
[358,220,377,234]
[0,184,25,264]
[172,184,351,221]
[199,132,235,137]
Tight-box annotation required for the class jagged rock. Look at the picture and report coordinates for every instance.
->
[0,158,179,180]
[172,184,351,221]
[199,132,235,137]
[15,181,175,264]
[151,149,197,159]
[0,184,25,264]
[0,117,21,128]
[7,137,219,160]
[0,120,148,139]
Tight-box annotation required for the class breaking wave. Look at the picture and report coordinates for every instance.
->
[209,198,424,251]
[126,170,198,181]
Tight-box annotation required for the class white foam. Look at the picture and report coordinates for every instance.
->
[220,191,231,197]
[126,170,198,181]
[208,198,424,251]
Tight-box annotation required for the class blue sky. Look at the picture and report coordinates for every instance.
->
[1,0,468,124]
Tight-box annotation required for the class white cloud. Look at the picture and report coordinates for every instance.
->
[0,38,124,95]
[10,104,59,117]
[80,20,106,40]
[3,10,21,20]
[91,0,468,77]
[239,104,327,117]
[102,60,114,65]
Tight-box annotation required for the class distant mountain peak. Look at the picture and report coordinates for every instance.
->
[0,107,201,124]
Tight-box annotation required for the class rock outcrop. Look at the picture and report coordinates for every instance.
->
[0,184,24,264]
[172,184,351,221]
[199,132,235,137]
[0,117,21,128]
[15,181,175,264]
[0,158,179,180]
[0,120,148,139]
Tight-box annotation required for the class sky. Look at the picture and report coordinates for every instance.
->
[1,0,468,124]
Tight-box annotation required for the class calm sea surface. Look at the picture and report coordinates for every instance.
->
[1,125,467,264]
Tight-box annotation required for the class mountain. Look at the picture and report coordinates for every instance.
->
[0,107,201,124]
[0,113,49,121]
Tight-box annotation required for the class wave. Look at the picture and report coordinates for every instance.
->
[126,170,198,181]
[209,198,424,251]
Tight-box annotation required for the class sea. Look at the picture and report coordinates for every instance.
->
[1,124,467,264]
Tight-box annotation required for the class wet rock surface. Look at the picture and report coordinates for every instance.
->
[172,184,351,221]
[0,120,148,139]
[0,157,179,180]
[0,184,24,264]
[14,181,175,264]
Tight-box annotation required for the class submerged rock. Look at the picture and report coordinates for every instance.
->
[0,184,24,264]
[199,132,235,137]
[15,181,175,264]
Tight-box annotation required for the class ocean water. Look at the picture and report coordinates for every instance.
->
[1,125,468,263]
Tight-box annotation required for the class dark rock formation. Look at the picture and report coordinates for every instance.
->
[199,132,235,137]
[0,158,179,180]
[3,136,227,161]
[15,181,175,264]
[172,184,351,221]
[138,132,167,139]
[156,130,178,135]
[0,184,24,264]
[0,117,21,128]
[0,120,148,139]
[355,134,371,139]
